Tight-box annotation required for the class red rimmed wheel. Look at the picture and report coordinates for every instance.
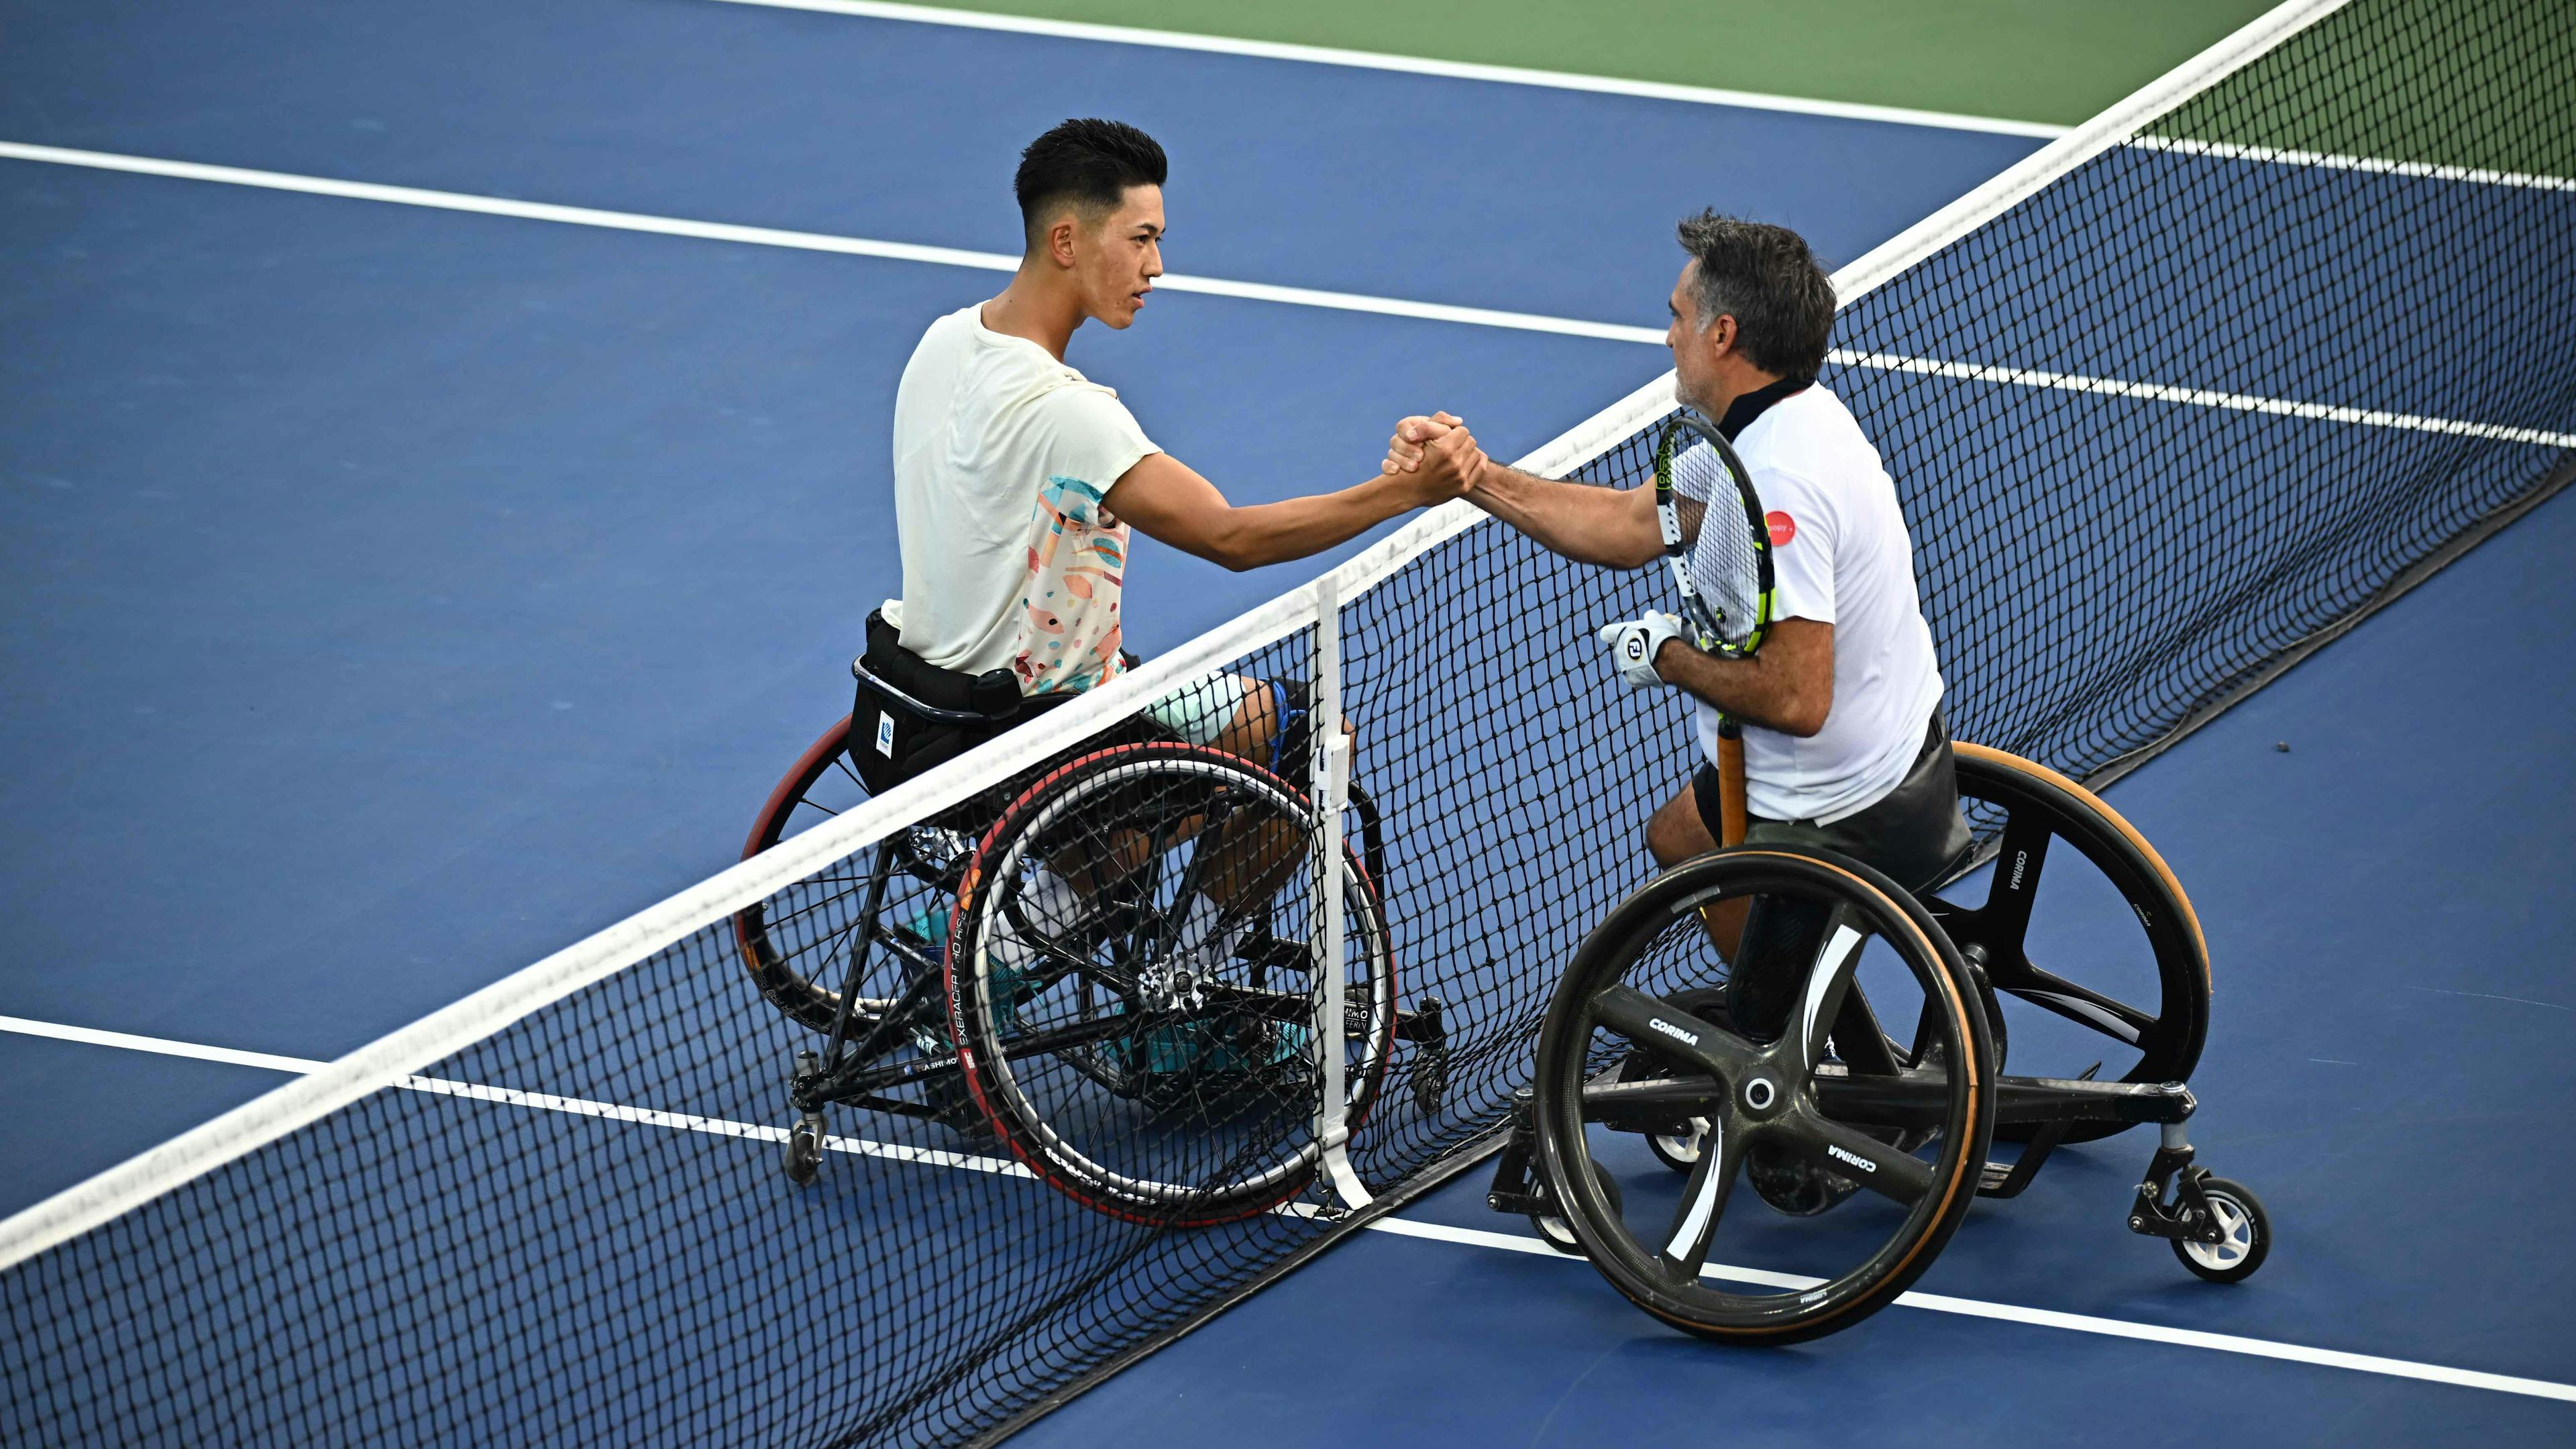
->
[948,739,1398,1226]
[733,716,975,1036]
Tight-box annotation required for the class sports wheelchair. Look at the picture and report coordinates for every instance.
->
[734,619,1448,1224]
[1485,742,2271,1342]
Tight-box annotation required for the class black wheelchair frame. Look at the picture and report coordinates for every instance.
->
[1483,741,2270,1341]
[735,657,1451,1204]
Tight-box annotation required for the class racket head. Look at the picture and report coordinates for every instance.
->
[1651,413,1774,659]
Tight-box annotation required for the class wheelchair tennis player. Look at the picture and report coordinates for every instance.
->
[1387,213,1973,1210]
[871,117,1482,1034]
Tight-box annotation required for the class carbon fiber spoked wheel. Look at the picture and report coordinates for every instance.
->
[1534,847,1994,1344]
[1929,744,2211,1143]
[951,741,1397,1226]
[732,715,970,1035]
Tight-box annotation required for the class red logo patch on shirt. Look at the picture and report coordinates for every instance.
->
[1766,511,1797,547]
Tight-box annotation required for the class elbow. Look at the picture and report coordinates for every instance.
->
[1201,519,1264,572]
[1778,692,1832,739]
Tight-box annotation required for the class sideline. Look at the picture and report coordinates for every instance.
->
[7,1010,2574,1406]
[696,0,2069,139]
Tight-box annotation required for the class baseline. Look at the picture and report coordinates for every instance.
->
[693,0,2066,138]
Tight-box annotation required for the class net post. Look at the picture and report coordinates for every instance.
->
[1308,572,1369,1212]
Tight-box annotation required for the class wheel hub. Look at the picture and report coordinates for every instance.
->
[1138,961,1206,1014]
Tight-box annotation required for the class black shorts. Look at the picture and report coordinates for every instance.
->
[859,652,1317,814]
[1691,710,1972,895]
[1695,712,1973,1040]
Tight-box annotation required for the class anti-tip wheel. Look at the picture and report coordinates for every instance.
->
[1646,1118,1710,1173]
[782,1118,824,1187]
[2173,1176,2269,1283]
[1533,1160,1623,1257]
[1634,987,1729,1174]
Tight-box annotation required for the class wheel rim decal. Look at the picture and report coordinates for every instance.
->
[1663,1116,1728,1257]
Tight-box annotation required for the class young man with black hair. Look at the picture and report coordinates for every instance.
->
[880,117,1483,1013]
[886,117,1485,760]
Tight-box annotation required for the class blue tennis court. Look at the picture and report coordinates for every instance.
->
[4,1,2571,1444]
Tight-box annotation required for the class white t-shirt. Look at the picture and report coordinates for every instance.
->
[1678,384,1943,823]
[882,304,1159,695]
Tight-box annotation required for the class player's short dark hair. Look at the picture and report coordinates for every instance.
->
[1676,211,1835,380]
[1015,119,1168,247]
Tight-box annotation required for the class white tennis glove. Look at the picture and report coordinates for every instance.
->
[1597,612,1686,689]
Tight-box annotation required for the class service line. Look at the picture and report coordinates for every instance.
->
[8,139,2565,454]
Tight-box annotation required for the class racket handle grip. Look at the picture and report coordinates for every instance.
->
[1715,728,1748,848]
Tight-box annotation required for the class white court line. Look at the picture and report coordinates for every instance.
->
[0,1014,329,1076]
[2132,134,2576,195]
[1364,1218,2576,1403]
[1829,347,2576,452]
[8,1011,2575,1405]
[0,1014,1039,1177]
[694,0,2067,139]
[0,141,1659,345]
[9,140,2565,453]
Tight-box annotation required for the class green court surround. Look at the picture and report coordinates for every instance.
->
[936,0,2280,126]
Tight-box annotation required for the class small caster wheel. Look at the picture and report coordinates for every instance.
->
[1532,1158,1623,1257]
[1647,1116,1711,1173]
[782,1116,825,1187]
[2174,1176,2269,1283]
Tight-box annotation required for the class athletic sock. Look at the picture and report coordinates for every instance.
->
[992,868,1081,975]
[1174,890,1248,974]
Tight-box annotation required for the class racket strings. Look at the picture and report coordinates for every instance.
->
[1660,431,1766,656]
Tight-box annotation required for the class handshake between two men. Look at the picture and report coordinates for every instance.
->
[1380,410,1709,698]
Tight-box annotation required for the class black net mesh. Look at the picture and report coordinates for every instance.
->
[5,2,2569,1444]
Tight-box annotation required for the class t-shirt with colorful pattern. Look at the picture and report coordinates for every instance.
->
[884,303,1159,696]
[1017,474,1130,694]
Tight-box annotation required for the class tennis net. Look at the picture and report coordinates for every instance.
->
[4,0,2568,1443]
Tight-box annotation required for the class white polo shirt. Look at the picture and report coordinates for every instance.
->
[882,304,1159,695]
[1678,383,1944,823]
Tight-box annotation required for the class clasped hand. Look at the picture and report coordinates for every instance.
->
[1378,411,1487,503]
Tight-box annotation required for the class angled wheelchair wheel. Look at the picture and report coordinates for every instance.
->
[733,715,973,1036]
[1534,847,1994,1344]
[1928,744,2212,1143]
[949,740,1398,1226]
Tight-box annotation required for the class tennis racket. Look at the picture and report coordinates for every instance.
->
[1650,412,1774,845]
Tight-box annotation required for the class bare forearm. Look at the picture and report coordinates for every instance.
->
[1653,635,1831,737]
[1199,474,1419,570]
[1470,464,1660,569]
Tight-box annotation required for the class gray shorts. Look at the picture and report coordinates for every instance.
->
[1692,711,1972,894]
